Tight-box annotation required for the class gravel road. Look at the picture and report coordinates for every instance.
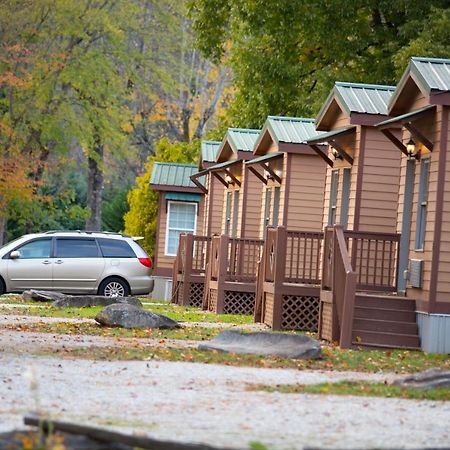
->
[1,321,450,449]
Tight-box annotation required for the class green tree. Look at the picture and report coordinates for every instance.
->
[190,0,450,127]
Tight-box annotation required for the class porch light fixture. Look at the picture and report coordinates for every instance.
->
[225,174,233,184]
[331,146,343,160]
[406,138,419,159]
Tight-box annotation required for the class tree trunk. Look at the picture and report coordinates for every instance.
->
[86,141,104,231]
[0,216,6,246]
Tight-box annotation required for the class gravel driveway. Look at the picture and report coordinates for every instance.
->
[1,320,449,449]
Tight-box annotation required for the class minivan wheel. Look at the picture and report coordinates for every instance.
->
[98,277,129,298]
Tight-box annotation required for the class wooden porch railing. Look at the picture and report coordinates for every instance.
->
[262,227,324,285]
[320,225,357,348]
[204,234,263,313]
[207,235,264,283]
[344,230,400,292]
[171,233,211,304]
[320,226,401,347]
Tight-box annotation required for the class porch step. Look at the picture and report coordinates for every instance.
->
[355,293,416,311]
[353,317,418,335]
[354,306,416,322]
[352,330,420,349]
[351,291,420,350]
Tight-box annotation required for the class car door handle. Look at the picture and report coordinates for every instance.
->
[55,260,64,265]
[42,260,51,265]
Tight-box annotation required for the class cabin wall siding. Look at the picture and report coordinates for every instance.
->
[239,166,264,238]
[156,193,205,273]
[435,106,450,308]
[396,108,439,306]
[204,174,224,236]
[286,153,326,231]
[358,127,401,233]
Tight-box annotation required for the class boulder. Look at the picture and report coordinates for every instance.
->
[22,290,66,302]
[52,295,142,308]
[198,330,321,359]
[392,368,450,390]
[95,303,180,329]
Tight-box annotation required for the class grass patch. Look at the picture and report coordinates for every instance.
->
[32,344,450,374]
[2,321,222,341]
[0,301,253,324]
[247,380,450,401]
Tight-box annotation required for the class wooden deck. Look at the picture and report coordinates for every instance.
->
[255,227,323,331]
[171,234,211,307]
[319,225,418,349]
[203,235,263,315]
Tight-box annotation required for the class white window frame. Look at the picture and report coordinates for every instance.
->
[165,200,198,256]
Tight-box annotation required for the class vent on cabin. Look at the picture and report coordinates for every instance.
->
[409,259,423,288]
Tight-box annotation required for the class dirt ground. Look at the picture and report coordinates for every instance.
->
[1,314,450,449]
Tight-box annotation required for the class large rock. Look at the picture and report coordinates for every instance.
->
[52,295,142,308]
[22,290,66,302]
[392,368,450,390]
[198,330,321,359]
[95,303,180,329]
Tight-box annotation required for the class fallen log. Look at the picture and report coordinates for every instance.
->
[24,414,238,450]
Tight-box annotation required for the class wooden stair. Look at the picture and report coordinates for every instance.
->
[351,292,420,350]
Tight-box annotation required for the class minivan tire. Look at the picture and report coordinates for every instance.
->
[98,277,130,298]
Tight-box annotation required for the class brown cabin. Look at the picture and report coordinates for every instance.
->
[211,128,262,238]
[247,116,327,235]
[377,56,450,353]
[247,116,328,331]
[191,140,223,237]
[307,81,402,233]
[304,82,424,350]
[149,162,205,300]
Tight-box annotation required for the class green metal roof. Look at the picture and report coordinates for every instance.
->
[317,82,396,125]
[334,82,395,115]
[208,159,241,172]
[245,152,283,166]
[150,162,199,188]
[201,140,221,162]
[410,57,450,92]
[306,126,356,145]
[227,128,261,152]
[265,116,325,144]
[376,105,436,128]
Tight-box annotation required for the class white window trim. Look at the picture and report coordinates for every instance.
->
[164,200,198,257]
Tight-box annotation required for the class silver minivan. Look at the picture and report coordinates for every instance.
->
[0,231,153,297]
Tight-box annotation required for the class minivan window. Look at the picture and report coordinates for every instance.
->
[15,239,52,259]
[55,238,99,258]
[97,238,136,258]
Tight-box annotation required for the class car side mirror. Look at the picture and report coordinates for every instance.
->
[10,250,21,259]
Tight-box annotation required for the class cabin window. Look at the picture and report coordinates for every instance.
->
[264,187,272,231]
[231,190,240,238]
[340,168,351,228]
[415,158,430,250]
[328,170,339,226]
[165,201,197,256]
[273,187,281,226]
[224,191,232,235]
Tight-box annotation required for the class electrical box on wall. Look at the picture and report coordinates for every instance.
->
[409,259,423,288]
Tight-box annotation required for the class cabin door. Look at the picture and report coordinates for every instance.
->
[397,159,416,292]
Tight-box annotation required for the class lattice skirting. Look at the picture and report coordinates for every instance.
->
[319,301,334,341]
[223,291,255,315]
[208,289,218,312]
[281,294,320,331]
[188,282,204,308]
